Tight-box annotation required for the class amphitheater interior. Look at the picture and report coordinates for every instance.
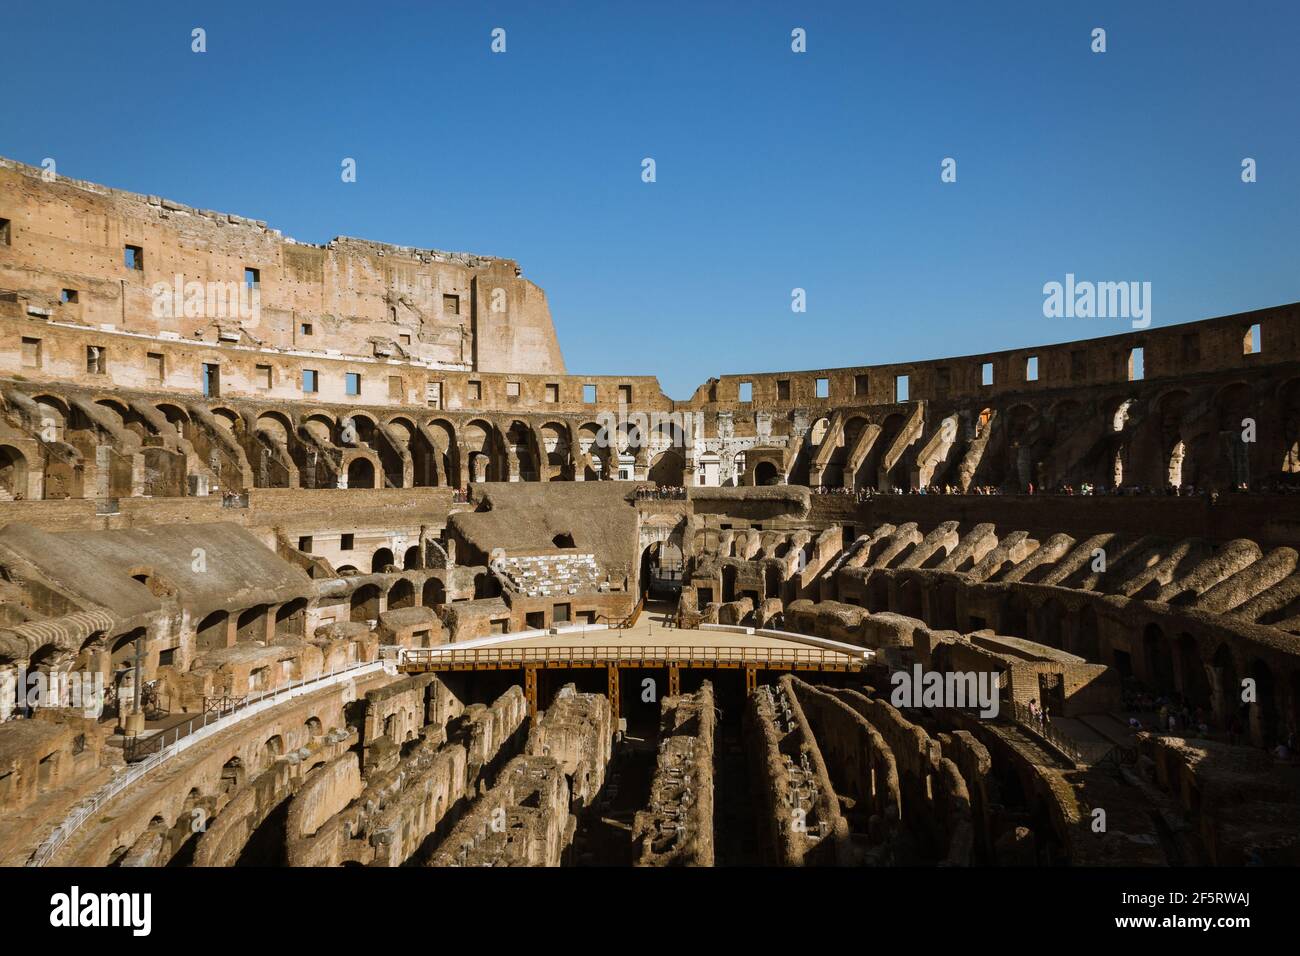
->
[1,156,1298,869]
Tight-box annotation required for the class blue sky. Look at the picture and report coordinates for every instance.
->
[3,1,1297,398]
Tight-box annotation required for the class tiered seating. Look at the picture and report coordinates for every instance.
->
[498,553,601,597]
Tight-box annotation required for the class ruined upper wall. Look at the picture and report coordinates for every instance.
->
[0,158,566,376]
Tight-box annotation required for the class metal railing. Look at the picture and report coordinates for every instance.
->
[401,644,863,668]
[1008,701,1083,764]
[597,593,644,630]
[26,659,385,867]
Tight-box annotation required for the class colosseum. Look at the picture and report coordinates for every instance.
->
[1,154,1297,873]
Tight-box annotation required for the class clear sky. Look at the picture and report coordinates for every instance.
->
[2,1,1297,398]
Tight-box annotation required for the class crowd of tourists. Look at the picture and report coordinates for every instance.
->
[636,485,687,500]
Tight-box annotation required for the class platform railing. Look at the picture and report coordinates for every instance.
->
[400,643,863,668]
[26,659,385,867]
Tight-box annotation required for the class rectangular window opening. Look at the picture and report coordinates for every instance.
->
[815,377,829,399]
[124,244,143,271]
[739,381,753,402]
[777,379,790,401]
[1026,356,1039,381]
[443,293,460,315]
[468,380,482,401]
[1128,347,1145,381]
[346,372,361,396]
[244,267,260,289]
[60,289,79,304]
[21,337,41,368]
[981,362,993,387]
[545,383,559,403]
[86,346,106,375]
[895,374,909,402]
[302,369,319,393]
[1245,323,1262,354]
[340,533,354,551]
[256,364,272,389]
[583,384,597,404]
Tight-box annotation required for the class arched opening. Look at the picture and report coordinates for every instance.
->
[639,540,684,598]
[422,578,446,607]
[1142,623,1175,692]
[195,611,228,652]
[552,532,575,549]
[403,545,422,570]
[346,457,375,489]
[765,564,782,603]
[388,578,415,610]
[1175,632,1211,712]
[0,445,28,498]
[236,605,268,643]
[371,548,394,573]
[754,461,780,486]
[1249,659,1279,747]
[275,598,307,638]
[264,735,285,760]
[350,584,381,623]
[648,450,685,486]
[1210,644,1240,728]
[722,565,738,604]
[897,578,923,619]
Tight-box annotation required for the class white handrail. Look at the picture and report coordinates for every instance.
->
[26,659,386,867]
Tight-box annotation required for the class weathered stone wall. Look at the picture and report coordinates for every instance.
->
[633,681,716,866]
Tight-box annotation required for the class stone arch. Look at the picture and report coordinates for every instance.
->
[1211,644,1240,726]
[1249,658,1280,746]
[649,449,685,486]
[371,548,394,573]
[1175,632,1211,712]
[1214,382,1255,487]
[388,578,415,610]
[1279,377,1300,474]
[255,411,293,446]
[1074,604,1100,661]
[210,407,241,433]
[33,394,70,443]
[422,577,446,607]
[196,610,229,651]
[236,604,268,643]
[403,545,423,570]
[301,413,336,444]
[463,419,496,483]
[275,598,308,638]
[350,583,382,623]
[346,457,376,488]
[1141,622,1175,692]
[0,445,28,498]
[505,420,537,481]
